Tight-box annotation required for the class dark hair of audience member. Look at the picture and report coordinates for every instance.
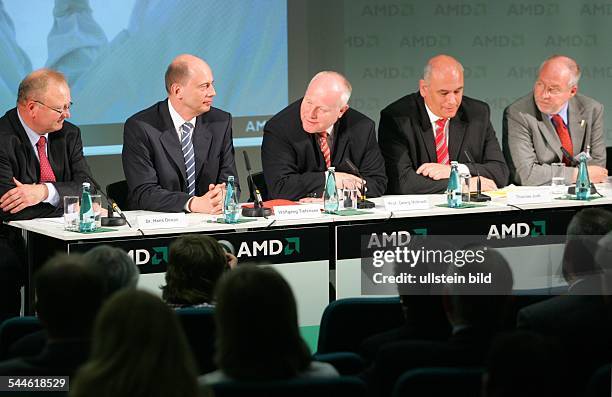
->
[214,266,311,380]
[35,254,105,339]
[482,330,569,397]
[70,290,200,397]
[83,245,139,298]
[162,235,227,306]
[562,208,612,283]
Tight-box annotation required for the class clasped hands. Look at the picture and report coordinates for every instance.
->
[0,177,49,214]
[416,163,498,192]
[189,183,227,214]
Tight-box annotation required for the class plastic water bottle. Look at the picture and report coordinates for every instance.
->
[575,148,591,200]
[447,161,462,208]
[79,182,96,232]
[323,167,339,213]
[224,176,239,223]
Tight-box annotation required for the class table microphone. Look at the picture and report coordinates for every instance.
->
[561,146,597,195]
[343,159,375,209]
[463,151,491,202]
[83,174,129,227]
[241,151,272,217]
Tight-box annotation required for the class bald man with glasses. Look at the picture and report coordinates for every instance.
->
[0,68,92,322]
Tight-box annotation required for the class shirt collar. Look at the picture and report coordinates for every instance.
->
[424,103,447,130]
[167,98,197,133]
[17,108,48,148]
[547,101,569,126]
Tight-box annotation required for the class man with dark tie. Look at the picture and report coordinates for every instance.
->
[122,54,238,213]
[503,55,607,186]
[0,68,92,322]
[379,54,508,194]
[262,71,387,200]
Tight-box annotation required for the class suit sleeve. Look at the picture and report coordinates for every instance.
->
[378,109,447,194]
[356,121,387,197]
[261,126,325,200]
[122,118,189,212]
[52,127,91,198]
[588,102,606,168]
[465,106,509,188]
[216,116,240,197]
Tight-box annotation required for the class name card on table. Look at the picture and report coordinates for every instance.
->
[274,204,322,220]
[507,189,552,205]
[383,196,430,211]
[137,213,187,229]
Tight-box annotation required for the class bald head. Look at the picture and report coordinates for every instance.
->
[165,54,212,93]
[419,55,464,119]
[307,71,352,106]
[17,68,68,104]
[533,55,579,115]
[538,55,581,87]
[423,55,464,83]
[300,71,352,133]
[165,54,216,120]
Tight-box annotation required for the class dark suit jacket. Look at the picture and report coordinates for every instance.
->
[0,338,89,376]
[262,99,387,200]
[0,108,91,222]
[122,100,239,212]
[379,92,509,194]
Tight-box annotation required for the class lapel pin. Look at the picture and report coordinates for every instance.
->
[580,120,585,128]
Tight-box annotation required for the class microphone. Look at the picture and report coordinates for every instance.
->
[343,159,375,209]
[463,151,491,202]
[241,151,272,217]
[83,174,129,227]
[560,146,578,167]
[562,146,598,195]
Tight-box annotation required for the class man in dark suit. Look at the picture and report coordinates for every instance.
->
[379,54,508,194]
[262,71,387,200]
[123,54,238,213]
[0,68,91,322]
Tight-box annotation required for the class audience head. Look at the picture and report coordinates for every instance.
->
[71,289,198,397]
[300,71,351,134]
[162,235,227,306]
[35,253,104,339]
[84,245,139,298]
[562,208,612,285]
[483,330,569,397]
[16,68,71,134]
[214,266,311,380]
[534,55,580,115]
[596,231,612,299]
[165,54,215,119]
[419,54,464,119]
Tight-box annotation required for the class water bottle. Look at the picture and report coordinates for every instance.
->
[323,167,339,213]
[447,161,463,208]
[575,148,591,200]
[224,176,239,223]
[79,182,96,232]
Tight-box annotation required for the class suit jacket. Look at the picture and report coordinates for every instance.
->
[379,92,508,194]
[122,100,239,212]
[0,338,90,376]
[262,99,387,200]
[0,108,91,222]
[503,93,606,186]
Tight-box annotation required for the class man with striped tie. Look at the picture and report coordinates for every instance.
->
[123,54,238,213]
[379,54,508,194]
[262,71,387,200]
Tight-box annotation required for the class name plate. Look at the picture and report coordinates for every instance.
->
[274,204,322,220]
[137,213,187,229]
[383,196,430,211]
[507,189,552,205]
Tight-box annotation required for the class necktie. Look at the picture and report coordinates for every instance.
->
[551,114,573,166]
[37,136,56,182]
[435,118,450,165]
[181,122,196,196]
[318,131,331,169]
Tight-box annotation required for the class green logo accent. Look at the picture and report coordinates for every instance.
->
[412,228,428,236]
[152,247,169,265]
[531,220,546,237]
[284,237,300,255]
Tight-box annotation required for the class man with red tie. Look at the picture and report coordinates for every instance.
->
[379,55,508,194]
[0,68,92,321]
[262,71,387,200]
[504,55,608,186]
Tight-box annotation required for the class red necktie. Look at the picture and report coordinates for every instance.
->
[551,114,573,166]
[37,136,56,183]
[318,131,331,169]
[435,118,449,165]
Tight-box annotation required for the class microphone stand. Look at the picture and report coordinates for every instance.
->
[344,159,375,209]
[463,151,491,202]
[241,151,272,217]
[85,175,129,227]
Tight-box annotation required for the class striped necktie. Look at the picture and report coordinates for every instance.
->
[181,122,196,196]
[318,131,331,169]
[435,118,450,165]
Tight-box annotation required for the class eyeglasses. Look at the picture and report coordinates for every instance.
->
[33,100,72,115]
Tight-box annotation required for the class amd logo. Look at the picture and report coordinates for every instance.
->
[237,237,300,258]
[487,221,546,240]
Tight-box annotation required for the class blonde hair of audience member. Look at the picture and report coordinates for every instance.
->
[70,290,205,397]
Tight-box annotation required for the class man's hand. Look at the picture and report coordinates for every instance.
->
[587,166,608,183]
[416,163,451,180]
[335,172,363,189]
[189,184,225,214]
[0,178,48,214]
[469,176,497,192]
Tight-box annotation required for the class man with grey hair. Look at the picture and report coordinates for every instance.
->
[379,54,508,194]
[262,71,387,200]
[503,55,607,186]
[83,245,139,297]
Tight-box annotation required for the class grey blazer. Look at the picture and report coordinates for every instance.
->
[502,93,606,186]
